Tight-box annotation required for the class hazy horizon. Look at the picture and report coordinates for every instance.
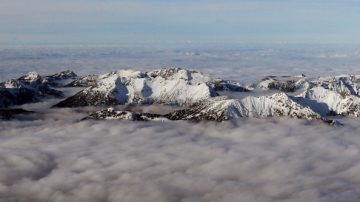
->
[1,0,360,45]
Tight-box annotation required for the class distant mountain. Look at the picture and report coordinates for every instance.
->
[42,70,77,87]
[257,74,360,96]
[65,74,99,87]
[257,75,310,92]
[0,71,67,107]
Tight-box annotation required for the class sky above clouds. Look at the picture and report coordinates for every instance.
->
[0,0,359,45]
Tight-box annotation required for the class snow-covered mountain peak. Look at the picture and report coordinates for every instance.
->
[99,69,145,80]
[148,67,193,79]
[18,71,42,84]
[313,75,360,97]
[54,67,252,108]
[300,86,360,117]
[46,70,77,80]
[147,67,215,84]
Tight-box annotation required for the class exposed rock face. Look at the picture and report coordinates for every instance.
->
[164,97,246,121]
[47,70,77,80]
[257,75,310,92]
[0,108,34,120]
[65,75,99,87]
[82,108,163,121]
[42,70,77,87]
[53,68,248,108]
[14,70,77,87]
[0,72,64,108]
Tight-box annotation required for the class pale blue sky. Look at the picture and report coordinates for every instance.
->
[0,0,359,45]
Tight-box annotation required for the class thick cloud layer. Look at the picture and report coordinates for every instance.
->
[2,45,360,201]
[1,115,360,202]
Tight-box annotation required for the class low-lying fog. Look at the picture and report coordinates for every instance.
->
[1,114,360,202]
[1,45,360,202]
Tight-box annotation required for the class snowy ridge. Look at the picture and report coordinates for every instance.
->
[256,74,360,118]
[41,70,77,87]
[300,87,360,117]
[18,71,42,84]
[312,75,360,97]
[52,69,360,123]
[242,93,321,119]
[53,68,247,107]
[65,75,99,87]
[164,93,321,121]
[16,70,77,87]
[83,93,323,122]
[257,74,360,96]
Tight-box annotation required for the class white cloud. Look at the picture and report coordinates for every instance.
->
[1,46,360,201]
[1,111,360,201]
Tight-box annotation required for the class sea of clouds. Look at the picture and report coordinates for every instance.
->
[1,45,360,202]
[1,116,360,202]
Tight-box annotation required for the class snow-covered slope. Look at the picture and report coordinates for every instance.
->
[256,74,360,118]
[257,74,360,96]
[165,93,321,121]
[312,75,360,97]
[300,87,360,117]
[54,68,248,108]
[83,93,323,122]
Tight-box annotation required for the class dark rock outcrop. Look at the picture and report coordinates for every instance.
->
[0,108,34,120]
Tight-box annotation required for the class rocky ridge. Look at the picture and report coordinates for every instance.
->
[0,71,69,108]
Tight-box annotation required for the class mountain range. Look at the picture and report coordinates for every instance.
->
[1,68,359,124]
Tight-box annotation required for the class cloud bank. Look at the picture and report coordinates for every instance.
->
[1,115,360,202]
[1,46,360,201]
